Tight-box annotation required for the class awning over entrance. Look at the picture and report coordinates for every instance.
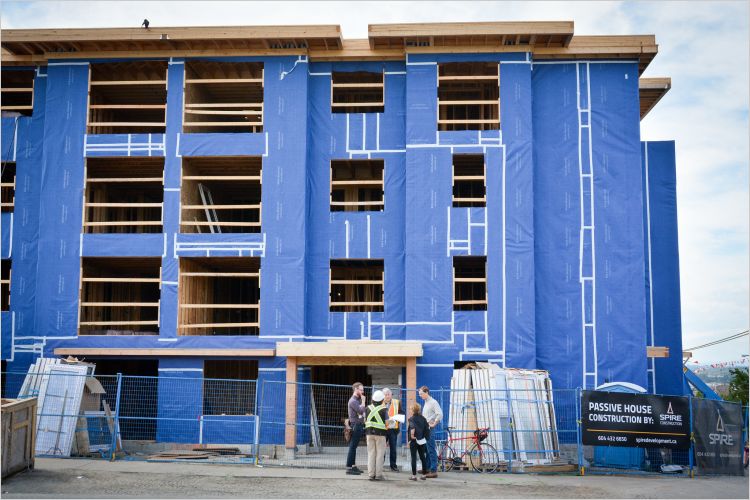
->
[276,340,422,365]
[276,340,422,454]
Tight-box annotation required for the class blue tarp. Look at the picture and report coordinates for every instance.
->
[1,52,684,446]
[533,61,648,391]
[642,141,684,395]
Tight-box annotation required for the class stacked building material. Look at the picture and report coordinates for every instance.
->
[18,358,110,457]
[448,363,558,465]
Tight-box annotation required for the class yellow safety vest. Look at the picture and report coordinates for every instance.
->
[387,400,400,429]
[365,404,387,430]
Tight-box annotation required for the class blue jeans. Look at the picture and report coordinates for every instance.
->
[426,432,438,472]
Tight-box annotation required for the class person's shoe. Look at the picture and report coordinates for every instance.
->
[420,475,427,480]
[425,472,438,478]
[375,476,385,481]
[368,476,377,481]
[346,468,362,475]
[418,469,426,474]
[390,466,399,472]
[409,475,417,481]
[351,465,362,472]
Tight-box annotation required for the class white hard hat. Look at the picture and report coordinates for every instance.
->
[372,390,385,402]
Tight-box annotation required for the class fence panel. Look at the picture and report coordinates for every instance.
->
[256,381,577,473]
[258,381,403,469]
[1,371,259,464]
[434,387,578,473]
[116,375,258,463]
[3,368,747,476]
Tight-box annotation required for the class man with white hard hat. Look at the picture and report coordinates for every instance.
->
[364,389,389,480]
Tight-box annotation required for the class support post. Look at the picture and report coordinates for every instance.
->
[406,357,417,415]
[285,356,298,460]
[110,372,122,462]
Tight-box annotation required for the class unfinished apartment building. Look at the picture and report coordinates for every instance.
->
[1,22,683,448]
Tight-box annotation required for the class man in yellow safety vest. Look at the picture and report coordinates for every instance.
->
[382,387,404,472]
[364,390,389,481]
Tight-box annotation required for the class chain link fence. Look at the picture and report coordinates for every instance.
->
[2,371,259,464]
[2,370,747,476]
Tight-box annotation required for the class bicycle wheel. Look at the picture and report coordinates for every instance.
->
[438,443,457,472]
[467,442,500,473]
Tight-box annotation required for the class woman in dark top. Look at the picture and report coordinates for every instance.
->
[407,402,430,480]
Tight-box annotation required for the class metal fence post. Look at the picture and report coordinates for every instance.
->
[109,372,123,462]
[576,387,584,476]
[255,379,264,466]
[688,393,694,478]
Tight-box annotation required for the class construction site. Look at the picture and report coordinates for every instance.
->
[0,19,746,490]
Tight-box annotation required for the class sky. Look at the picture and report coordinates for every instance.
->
[1,1,748,365]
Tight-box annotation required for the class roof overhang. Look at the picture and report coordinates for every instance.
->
[1,24,342,63]
[1,22,659,74]
[639,77,671,119]
[534,35,658,74]
[368,21,574,49]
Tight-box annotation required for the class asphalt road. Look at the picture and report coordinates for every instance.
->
[2,458,747,499]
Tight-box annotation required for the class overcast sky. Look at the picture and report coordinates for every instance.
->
[2,1,748,364]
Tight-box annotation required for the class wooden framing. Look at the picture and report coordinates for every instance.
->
[0,69,34,115]
[180,156,262,234]
[329,259,384,312]
[87,61,168,134]
[639,77,671,119]
[368,21,574,49]
[452,154,486,207]
[1,162,16,213]
[1,259,10,312]
[83,157,164,234]
[438,62,499,131]
[183,61,264,133]
[331,71,384,113]
[647,346,670,358]
[330,159,384,212]
[453,256,487,311]
[277,340,421,454]
[277,340,423,358]
[78,257,162,335]
[2,24,660,77]
[178,257,260,336]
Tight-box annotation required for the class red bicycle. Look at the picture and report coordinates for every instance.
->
[438,426,500,473]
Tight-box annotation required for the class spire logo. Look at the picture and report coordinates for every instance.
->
[709,410,732,445]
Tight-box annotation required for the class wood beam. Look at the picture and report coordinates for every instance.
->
[406,357,417,418]
[368,21,574,38]
[276,340,423,358]
[285,356,298,451]
[647,346,670,358]
[295,356,409,367]
[53,348,275,357]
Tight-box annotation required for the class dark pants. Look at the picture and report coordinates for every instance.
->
[346,422,364,468]
[385,428,399,468]
[410,440,428,476]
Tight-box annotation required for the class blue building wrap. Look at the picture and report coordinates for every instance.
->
[0,47,685,446]
[533,61,648,391]
[642,141,684,395]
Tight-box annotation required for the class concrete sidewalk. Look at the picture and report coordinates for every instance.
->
[2,458,747,498]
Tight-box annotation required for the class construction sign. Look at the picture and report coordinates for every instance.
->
[581,391,690,449]
[692,399,745,475]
